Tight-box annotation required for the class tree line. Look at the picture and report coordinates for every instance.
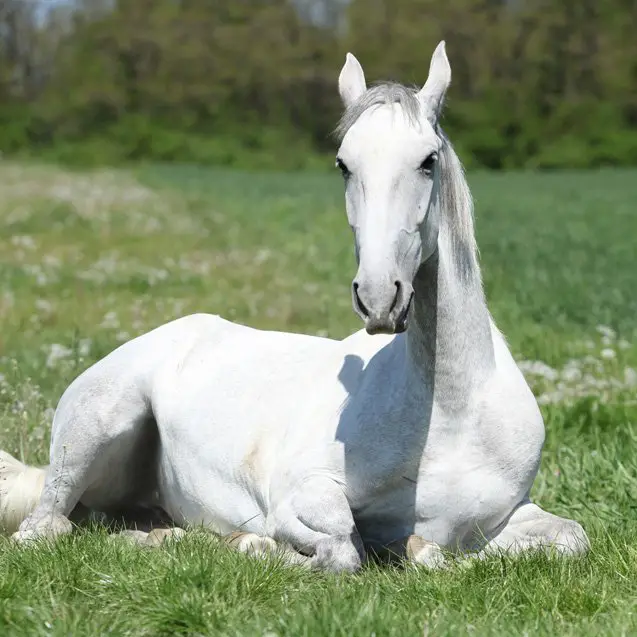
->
[1,0,636,170]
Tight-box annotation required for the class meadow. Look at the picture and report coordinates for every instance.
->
[0,160,636,636]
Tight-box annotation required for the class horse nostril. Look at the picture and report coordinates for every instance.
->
[352,282,369,318]
[389,280,402,314]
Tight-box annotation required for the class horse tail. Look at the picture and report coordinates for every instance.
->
[0,450,46,535]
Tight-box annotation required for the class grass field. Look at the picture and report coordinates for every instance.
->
[0,160,636,636]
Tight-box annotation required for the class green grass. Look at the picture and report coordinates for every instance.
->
[1,161,636,636]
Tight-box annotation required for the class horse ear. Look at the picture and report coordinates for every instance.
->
[417,41,451,123]
[339,52,367,108]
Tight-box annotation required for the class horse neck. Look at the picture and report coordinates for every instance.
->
[405,217,495,410]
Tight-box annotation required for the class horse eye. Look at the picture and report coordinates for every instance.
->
[419,152,438,175]
[336,157,350,177]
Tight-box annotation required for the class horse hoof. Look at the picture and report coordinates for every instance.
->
[145,527,186,547]
[405,535,446,569]
[11,515,73,544]
[225,531,277,556]
[11,529,39,545]
[112,529,150,546]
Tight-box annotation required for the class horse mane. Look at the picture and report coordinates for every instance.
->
[335,82,479,280]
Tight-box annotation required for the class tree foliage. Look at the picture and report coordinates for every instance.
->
[1,0,636,169]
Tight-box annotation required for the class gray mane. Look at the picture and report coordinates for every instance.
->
[335,82,479,280]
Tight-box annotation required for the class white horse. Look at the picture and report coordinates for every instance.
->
[0,42,589,571]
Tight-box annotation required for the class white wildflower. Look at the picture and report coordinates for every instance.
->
[78,339,92,357]
[596,325,616,340]
[46,343,73,368]
[172,300,186,315]
[42,254,61,268]
[517,328,635,405]
[11,235,36,250]
[561,361,582,383]
[31,426,45,441]
[254,249,271,265]
[624,367,637,387]
[35,299,53,314]
[23,264,51,286]
[1,291,15,308]
[517,360,559,381]
[100,311,120,329]
[145,268,169,286]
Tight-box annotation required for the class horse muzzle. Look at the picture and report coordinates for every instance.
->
[352,278,414,335]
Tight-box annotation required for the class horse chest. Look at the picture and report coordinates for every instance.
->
[416,448,518,531]
[351,415,540,549]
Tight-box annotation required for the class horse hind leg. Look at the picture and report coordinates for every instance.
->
[106,506,187,547]
[111,526,187,548]
[13,385,160,544]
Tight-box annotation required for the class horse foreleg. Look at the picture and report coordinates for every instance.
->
[397,500,588,568]
[265,476,365,573]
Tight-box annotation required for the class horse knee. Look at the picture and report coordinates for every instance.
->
[266,476,365,572]
[312,533,364,573]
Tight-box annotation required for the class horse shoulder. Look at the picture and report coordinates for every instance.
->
[477,324,545,478]
[488,321,543,427]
